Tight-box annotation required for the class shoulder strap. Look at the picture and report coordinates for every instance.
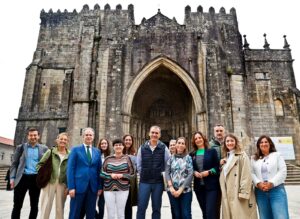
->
[12,143,25,172]
[17,143,25,161]
[20,143,25,154]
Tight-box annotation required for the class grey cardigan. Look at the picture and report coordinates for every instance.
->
[10,143,48,187]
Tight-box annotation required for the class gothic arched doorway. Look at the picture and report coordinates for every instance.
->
[131,65,192,146]
[122,56,205,149]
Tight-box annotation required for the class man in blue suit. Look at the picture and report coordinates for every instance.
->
[67,127,102,219]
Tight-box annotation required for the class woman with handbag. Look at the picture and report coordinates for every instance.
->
[36,132,70,219]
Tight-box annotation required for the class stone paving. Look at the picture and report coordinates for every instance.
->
[0,185,299,219]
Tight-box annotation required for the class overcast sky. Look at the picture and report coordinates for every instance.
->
[0,0,299,140]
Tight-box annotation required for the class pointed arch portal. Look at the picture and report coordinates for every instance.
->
[122,56,205,147]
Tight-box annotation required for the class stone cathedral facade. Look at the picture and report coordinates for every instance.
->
[15,4,300,163]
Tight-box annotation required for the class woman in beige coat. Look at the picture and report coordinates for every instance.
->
[219,134,257,219]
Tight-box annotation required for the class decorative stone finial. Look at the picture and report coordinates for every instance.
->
[197,6,203,13]
[243,35,250,49]
[128,4,134,22]
[172,17,177,23]
[283,35,290,50]
[128,4,134,11]
[263,33,270,49]
[94,4,100,10]
[40,9,46,20]
[116,4,122,10]
[158,9,161,14]
[209,7,215,15]
[185,5,191,15]
[104,4,111,11]
[141,17,146,24]
[219,7,226,15]
[185,5,191,21]
[230,7,236,16]
[82,4,89,13]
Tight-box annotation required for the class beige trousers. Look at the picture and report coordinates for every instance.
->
[39,181,67,219]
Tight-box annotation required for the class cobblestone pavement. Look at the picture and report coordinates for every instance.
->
[0,185,299,218]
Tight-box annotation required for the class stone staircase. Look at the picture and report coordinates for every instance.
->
[0,167,9,190]
[285,163,300,185]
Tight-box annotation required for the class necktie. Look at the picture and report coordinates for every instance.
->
[86,146,92,163]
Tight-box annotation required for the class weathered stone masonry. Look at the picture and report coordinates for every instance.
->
[15,4,300,164]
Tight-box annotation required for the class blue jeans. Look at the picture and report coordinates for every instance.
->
[255,184,289,219]
[167,191,192,219]
[136,182,164,219]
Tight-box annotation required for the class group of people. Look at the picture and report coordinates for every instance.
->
[9,125,290,219]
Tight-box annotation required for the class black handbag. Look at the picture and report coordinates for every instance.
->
[36,149,53,188]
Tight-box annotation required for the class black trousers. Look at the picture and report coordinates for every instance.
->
[96,192,105,219]
[195,185,221,219]
[125,189,132,219]
[11,174,41,219]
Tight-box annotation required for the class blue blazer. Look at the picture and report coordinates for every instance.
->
[190,148,220,191]
[67,144,102,193]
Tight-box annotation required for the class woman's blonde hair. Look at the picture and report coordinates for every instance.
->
[55,132,69,147]
[222,133,241,157]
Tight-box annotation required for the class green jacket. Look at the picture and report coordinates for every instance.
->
[37,147,70,185]
[209,138,222,160]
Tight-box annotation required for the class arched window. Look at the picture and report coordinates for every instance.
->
[274,99,284,116]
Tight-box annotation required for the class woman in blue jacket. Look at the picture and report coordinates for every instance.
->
[190,131,220,219]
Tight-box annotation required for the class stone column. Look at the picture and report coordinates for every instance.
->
[68,25,95,145]
[97,48,110,138]
[229,75,251,150]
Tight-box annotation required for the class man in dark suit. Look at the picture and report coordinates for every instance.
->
[10,127,48,219]
[67,127,102,219]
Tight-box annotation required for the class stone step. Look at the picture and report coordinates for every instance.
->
[287,172,300,176]
[286,177,300,181]
[286,163,300,185]
[0,182,7,190]
[287,175,300,178]
[0,167,9,190]
[285,181,300,185]
[287,171,300,174]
